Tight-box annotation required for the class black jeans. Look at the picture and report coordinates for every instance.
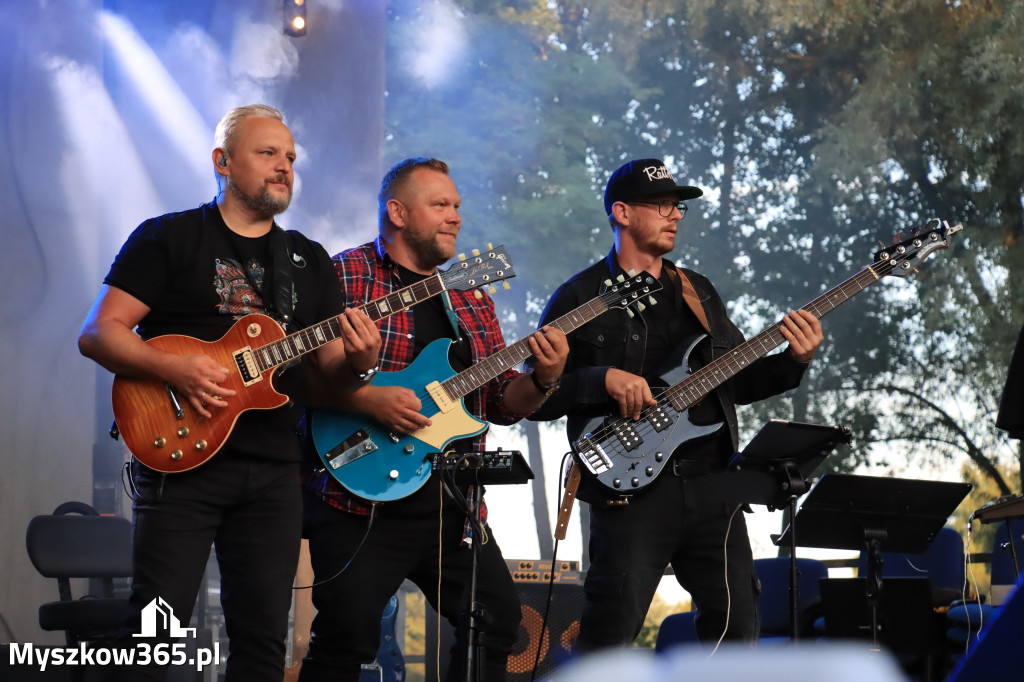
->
[577,471,759,650]
[116,452,302,681]
[299,482,521,682]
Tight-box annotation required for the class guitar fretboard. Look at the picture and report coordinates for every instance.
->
[439,277,658,400]
[252,273,447,373]
[665,261,890,412]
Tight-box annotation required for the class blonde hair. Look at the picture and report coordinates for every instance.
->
[213,104,285,189]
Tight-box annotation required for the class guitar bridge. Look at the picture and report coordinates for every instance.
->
[576,438,612,475]
[233,347,262,386]
[323,429,378,470]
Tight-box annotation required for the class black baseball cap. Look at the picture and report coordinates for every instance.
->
[603,158,703,215]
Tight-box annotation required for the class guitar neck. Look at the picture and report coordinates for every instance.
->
[666,262,885,411]
[252,272,447,373]
[439,296,615,400]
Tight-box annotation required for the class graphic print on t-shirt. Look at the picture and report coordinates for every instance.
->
[213,257,265,318]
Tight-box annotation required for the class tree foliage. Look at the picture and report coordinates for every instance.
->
[383,0,1024,558]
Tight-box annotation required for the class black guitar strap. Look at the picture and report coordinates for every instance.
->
[268,226,297,331]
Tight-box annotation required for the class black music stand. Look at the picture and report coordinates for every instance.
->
[432,449,533,682]
[696,419,851,640]
[774,474,971,646]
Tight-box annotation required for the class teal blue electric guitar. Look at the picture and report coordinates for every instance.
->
[311,272,662,502]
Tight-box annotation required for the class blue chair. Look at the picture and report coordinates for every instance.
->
[857,525,965,605]
[654,610,699,652]
[754,556,829,641]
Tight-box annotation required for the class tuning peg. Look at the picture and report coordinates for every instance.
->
[616,274,626,283]
[648,296,658,305]
[604,279,613,287]
[502,281,511,290]
[488,285,497,294]
[486,242,493,250]
[472,248,481,256]
[626,308,635,318]
[458,253,467,261]
[636,302,646,312]
[627,268,637,276]
[474,290,483,299]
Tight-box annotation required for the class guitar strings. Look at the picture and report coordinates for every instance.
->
[578,260,896,455]
[317,289,632,473]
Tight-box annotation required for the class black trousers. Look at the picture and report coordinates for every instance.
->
[115,452,302,681]
[577,471,759,650]
[299,482,521,682]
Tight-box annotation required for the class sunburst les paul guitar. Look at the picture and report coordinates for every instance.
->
[112,245,515,473]
[310,272,663,502]
[571,220,963,495]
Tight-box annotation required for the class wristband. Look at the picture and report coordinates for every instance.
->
[530,371,561,395]
[353,364,380,382]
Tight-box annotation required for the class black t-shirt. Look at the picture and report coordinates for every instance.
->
[104,201,346,461]
[395,264,472,371]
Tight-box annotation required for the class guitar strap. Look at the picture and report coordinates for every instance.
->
[664,265,711,334]
[268,226,297,331]
[554,461,582,540]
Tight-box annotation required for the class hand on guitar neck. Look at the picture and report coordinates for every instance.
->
[780,309,823,363]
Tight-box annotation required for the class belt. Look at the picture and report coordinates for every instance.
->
[671,457,721,478]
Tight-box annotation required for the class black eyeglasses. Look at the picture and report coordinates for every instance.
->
[628,200,688,218]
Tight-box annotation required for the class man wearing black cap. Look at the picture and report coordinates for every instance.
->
[529,158,823,649]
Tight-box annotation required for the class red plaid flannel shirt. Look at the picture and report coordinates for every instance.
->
[305,238,529,520]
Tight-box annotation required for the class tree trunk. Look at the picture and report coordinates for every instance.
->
[524,420,554,559]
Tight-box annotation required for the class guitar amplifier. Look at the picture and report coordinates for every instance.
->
[505,559,581,584]
[507,581,583,681]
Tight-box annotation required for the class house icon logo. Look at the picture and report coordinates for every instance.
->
[132,597,197,638]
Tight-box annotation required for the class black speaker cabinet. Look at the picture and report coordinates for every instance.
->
[424,577,584,682]
[507,581,583,681]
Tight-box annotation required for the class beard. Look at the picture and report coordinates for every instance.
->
[403,228,456,270]
[229,177,292,219]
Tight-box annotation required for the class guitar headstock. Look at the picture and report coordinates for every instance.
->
[601,271,663,314]
[440,244,516,295]
[874,220,963,278]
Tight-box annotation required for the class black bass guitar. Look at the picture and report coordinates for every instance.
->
[571,220,963,495]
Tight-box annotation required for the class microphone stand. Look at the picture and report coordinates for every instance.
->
[463,459,487,682]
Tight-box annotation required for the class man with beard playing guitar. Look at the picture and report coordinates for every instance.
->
[78,104,380,680]
[528,158,823,650]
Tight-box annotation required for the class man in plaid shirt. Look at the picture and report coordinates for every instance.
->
[300,157,568,682]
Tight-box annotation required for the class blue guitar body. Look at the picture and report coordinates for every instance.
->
[311,340,486,502]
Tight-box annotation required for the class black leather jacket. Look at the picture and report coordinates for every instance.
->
[530,249,810,456]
